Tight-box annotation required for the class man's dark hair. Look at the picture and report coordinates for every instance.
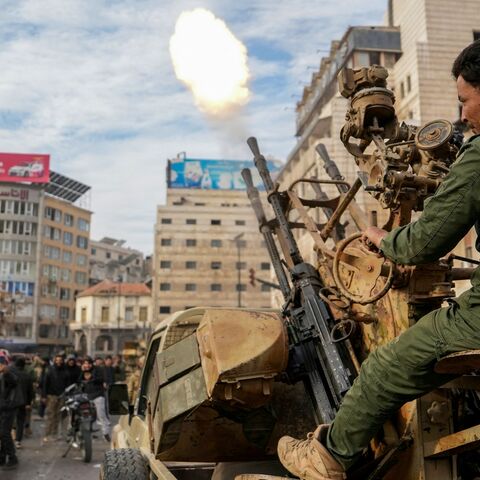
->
[15,357,26,368]
[452,39,480,88]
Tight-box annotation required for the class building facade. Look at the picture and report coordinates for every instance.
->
[71,280,152,356]
[38,194,91,349]
[0,184,42,342]
[153,188,273,324]
[89,237,146,285]
[0,172,91,353]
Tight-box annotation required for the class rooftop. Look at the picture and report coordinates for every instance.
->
[77,279,151,298]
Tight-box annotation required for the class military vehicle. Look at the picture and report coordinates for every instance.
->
[102,66,480,479]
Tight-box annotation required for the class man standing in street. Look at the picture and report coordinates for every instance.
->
[10,357,34,449]
[81,357,111,442]
[278,39,480,480]
[0,357,18,470]
[65,354,81,387]
[41,353,69,442]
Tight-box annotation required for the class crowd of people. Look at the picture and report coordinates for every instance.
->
[0,351,130,470]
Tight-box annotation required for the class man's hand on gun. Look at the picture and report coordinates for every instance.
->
[361,226,388,256]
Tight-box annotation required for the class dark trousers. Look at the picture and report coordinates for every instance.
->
[0,410,15,459]
[15,406,26,442]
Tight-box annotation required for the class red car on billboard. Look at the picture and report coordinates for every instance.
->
[0,153,50,184]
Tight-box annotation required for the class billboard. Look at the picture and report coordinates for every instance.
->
[0,153,50,184]
[168,157,282,190]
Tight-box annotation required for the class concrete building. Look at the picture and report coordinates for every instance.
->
[0,184,42,343]
[89,237,146,285]
[38,194,91,350]
[0,172,91,353]
[71,279,152,356]
[153,186,274,324]
[390,0,480,125]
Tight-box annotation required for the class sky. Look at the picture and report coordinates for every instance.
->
[0,0,387,254]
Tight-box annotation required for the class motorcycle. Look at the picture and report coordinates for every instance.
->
[60,383,96,463]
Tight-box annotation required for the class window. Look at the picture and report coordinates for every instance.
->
[235,262,246,270]
[400,81,405,99]
[106,252,111,259]
[236,284,247,292]
[406,75,412,93]
[139,306,148,323]
[237,240,247,248]
[211,261,222,270]
[211,219,221,225]
[101,306,109,323]
[211,239,222,247]
[261,284,271,292]
[59,307,70,320]
[54,209,62,222]
[76,254,87,266]
[61,268,71,282]
[159,306,171,314]
[75,271,87,284]
[186,239,197,247]
[186,261,197,269]
[81,307,87,324]
[125,306,134,322]
[369,51,380,66]
[63,232,73,246]
[261,262,270,270]
[60,288,71,300]
[185,283,196,291]
[76,236,88,249]
[64,214,73,226]
[474,30,480,41]
[186,219,196,225]
[235,220,246,226]
[160,283,171,291]
[161,238,172,246]
[211,283,222,291]
[63,251,72,263]
[161,218,172,224]
[91,248,96,255]
[160,260,171,268]
[77,218,90,232]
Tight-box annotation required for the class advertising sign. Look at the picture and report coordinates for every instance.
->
[0,153,50,184]
[168,157,282,190]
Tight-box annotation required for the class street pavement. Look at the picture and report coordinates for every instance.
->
[3,413,117,480]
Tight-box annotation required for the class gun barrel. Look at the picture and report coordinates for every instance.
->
[241,168,291,300]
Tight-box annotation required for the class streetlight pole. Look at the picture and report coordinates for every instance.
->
[233,233,244,307]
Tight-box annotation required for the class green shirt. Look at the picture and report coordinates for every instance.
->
[381,134,480,304]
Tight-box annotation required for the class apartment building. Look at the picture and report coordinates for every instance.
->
[38,194,91,350]
[0,172,91,353]
[0,184,42,342]
[89,237,146,285]
[153,183,274,324]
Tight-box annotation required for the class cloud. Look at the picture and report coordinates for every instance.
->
[0,0,386,253]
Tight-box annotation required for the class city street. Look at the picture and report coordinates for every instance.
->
[3,414,116,480]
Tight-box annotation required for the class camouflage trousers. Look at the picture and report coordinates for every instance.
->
[45,395,64,437]
[326,299,480,470]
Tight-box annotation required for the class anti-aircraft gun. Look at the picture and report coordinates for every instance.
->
[241,65,480,479]
[101,66,480,480]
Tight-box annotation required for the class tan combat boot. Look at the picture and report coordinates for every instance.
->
[277,425,346,480]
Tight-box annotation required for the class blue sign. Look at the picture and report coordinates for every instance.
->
[168,157,282,190]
